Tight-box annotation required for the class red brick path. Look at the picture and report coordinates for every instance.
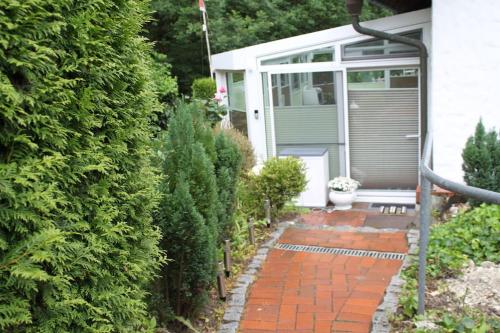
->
[300,211,368,227]
[279,228,408,253]
[238,228,407,333]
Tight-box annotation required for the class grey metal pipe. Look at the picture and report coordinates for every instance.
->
[421,133,500,205]
[418,170,432,314]
[350,15,428,152]
[421,165,500,204]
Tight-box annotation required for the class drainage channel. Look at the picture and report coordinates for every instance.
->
[275,243,406,260]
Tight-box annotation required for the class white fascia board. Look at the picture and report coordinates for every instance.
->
[211,8,431,71]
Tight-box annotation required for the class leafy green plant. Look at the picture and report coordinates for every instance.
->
[462,120,500,206]
[191,77,228,127]
[426,204,500,277]
[191,77,216,100]
[0,0,164,331]
[254,157,307,218]
[396,205,500,327]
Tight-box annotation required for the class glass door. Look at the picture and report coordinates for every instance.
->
[264,70,346,180]
[347,68,419,189]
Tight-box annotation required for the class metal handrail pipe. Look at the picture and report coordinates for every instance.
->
[421,164,500,204]
[421,134,500,205]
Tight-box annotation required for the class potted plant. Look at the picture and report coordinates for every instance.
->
[328,176,361,210]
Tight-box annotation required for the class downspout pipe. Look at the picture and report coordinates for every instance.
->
[346,0,428,152]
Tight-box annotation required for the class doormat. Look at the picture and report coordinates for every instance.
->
[364,215,415,229]
[370,203,416,209]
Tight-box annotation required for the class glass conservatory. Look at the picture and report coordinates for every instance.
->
[212,9,431,203]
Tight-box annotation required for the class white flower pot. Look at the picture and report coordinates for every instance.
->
[329,190,356,210]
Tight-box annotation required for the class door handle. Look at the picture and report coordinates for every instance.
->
[405,134,420,139]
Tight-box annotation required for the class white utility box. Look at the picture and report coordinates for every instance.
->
[279,147,329,207]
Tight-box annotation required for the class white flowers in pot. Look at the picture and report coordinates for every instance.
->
[328,177,361,210]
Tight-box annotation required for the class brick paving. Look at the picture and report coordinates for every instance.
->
[238,226,408,333]
[300,211,368,227]
[279,228,408,254]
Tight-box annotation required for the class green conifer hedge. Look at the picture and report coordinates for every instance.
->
[154,103,218,321]
[214,132,242,241]
[0,0,162,331]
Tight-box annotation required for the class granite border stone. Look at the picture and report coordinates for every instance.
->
[217,222,289,333]
[371,229,419,333]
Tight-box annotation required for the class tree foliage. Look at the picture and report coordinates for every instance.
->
[462,120,500,205]
[150,51,178,130]
[0,0,163,331]
[147,0,389,92]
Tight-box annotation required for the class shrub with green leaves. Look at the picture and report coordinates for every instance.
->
[254,157,307,217]
[215,125,255,174]
[462,120,500,205]
[191,77,216,100]
[153,103,218,321]
[0,0,162,331]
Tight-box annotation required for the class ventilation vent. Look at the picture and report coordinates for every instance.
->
[275,243,406,260]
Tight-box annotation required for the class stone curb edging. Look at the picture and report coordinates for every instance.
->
[217,223,289,333]
[371,229,419,333]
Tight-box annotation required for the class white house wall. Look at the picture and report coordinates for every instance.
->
[432,0,500,183]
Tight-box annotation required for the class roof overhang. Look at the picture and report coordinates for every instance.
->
[212,8,431,71]
[370,0,431,13]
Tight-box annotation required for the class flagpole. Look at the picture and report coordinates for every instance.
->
[200,1,213,75]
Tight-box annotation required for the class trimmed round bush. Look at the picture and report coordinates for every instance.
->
[255,157,307,216]
[191,77,216,100]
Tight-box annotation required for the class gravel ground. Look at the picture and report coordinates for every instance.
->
[446,261,500,316]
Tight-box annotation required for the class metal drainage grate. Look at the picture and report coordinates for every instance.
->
[275,243,406,260]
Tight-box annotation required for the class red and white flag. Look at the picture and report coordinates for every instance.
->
[199,0,206,12]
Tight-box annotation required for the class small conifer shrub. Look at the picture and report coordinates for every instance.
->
[462,120,500,205]
[153,103,218,320]
[214,132,242,241]
[0,0,162,331]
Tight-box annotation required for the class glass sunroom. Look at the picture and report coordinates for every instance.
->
[212,9,431,204]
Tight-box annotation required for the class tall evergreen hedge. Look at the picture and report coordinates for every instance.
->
[0,0,162,331]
